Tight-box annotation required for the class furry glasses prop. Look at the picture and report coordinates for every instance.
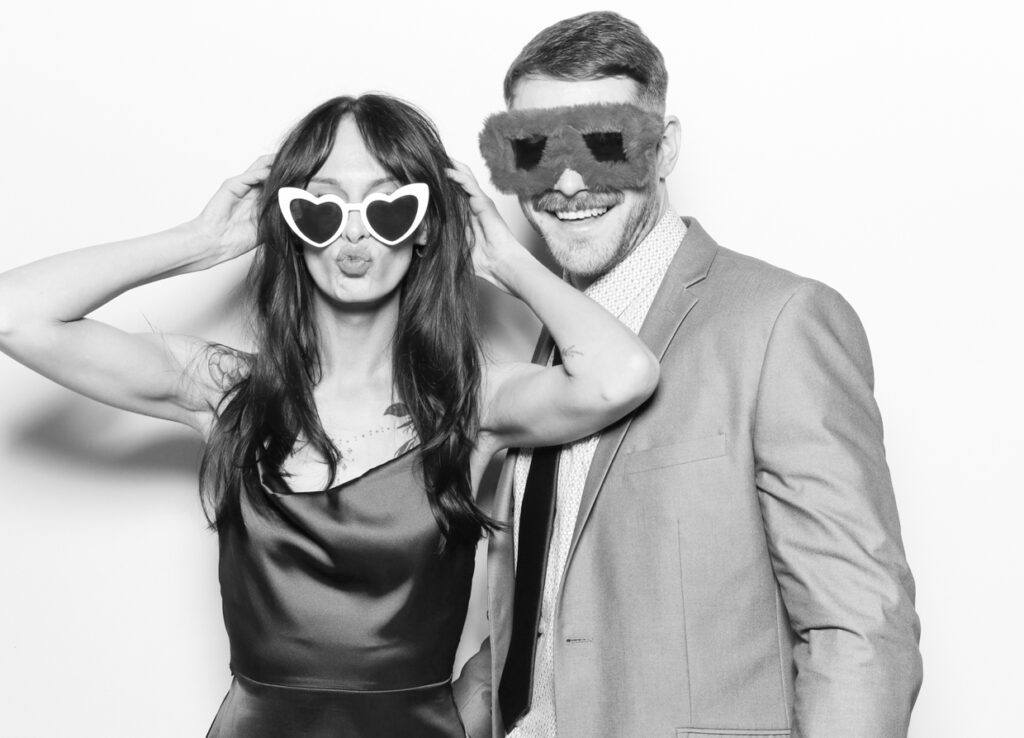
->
[479,103,664,198]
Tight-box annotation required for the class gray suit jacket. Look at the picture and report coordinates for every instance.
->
[455,218,922,738]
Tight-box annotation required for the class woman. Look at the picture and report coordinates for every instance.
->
[0,94,658,736]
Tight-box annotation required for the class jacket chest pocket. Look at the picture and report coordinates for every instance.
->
[623,433,728,475]
[676,730,790,737]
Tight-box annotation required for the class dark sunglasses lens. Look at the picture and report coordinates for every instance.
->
[583,132,628,162]
[511,135,547,171]
[290,199,344,244]
[365,195,420,242]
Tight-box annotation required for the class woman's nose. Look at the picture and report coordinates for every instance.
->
[341,208,369,243]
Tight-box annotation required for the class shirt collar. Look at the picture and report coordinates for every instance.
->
[582,206,686,317]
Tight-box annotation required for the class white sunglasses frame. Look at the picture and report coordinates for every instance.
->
[277,183,429,248]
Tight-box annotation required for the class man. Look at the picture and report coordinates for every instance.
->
[455,11,922,738]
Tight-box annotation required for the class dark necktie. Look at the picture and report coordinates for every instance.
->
[499,349,561,729]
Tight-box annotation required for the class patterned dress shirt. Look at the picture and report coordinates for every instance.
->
[509,208,687,737]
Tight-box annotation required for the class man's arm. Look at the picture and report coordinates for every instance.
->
[753,282,922,737]
[454,638,493,738]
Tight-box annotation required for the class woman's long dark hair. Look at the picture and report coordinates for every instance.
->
[200,94,495,546]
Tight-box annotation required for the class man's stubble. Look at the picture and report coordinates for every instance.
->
[522,181,662,283]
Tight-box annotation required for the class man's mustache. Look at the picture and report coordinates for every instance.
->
[533,189,625,212]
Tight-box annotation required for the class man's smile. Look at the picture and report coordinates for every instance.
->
[535,189,623,225]
[553,206,611,221]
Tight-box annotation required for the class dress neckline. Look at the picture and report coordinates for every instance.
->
[258,445,420,497]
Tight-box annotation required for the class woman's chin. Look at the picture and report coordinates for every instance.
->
[315,281,401,314]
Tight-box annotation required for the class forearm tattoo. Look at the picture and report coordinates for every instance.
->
[560,345,584,362]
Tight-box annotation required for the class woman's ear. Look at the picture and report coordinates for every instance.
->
[413,213,435,246]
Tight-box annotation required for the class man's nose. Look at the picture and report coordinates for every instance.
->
[552,168,587,198]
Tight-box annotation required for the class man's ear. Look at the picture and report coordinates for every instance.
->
[657,115,682,180]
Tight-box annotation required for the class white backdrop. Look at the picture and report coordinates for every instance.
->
[1,1,1020,735]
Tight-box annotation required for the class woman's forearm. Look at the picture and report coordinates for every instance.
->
[490,247,658,403]
[0,222,228,330]
[0,160,267,428]
[0,156,269,332]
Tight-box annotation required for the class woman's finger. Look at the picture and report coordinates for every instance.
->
[223,155,275,193]
[445,166,472,187]
[446,165,484,194]
[447,170,499,220]
[221,166,272,197]
[234,164,272,186]
[470,213,485,247]
[247,154,276,171]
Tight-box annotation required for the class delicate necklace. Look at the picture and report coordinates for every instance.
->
[329,420,401,446]
[324,404,417,472]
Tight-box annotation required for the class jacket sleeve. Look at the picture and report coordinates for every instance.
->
[453,637,493,738]
[753,282,923,738]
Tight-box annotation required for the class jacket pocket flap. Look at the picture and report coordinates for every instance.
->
[676,730,790,737]
[624,433,728,474]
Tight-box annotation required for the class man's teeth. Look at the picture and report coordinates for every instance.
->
[554,207,609,221]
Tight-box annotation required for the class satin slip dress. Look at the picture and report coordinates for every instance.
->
[206,448,474,737]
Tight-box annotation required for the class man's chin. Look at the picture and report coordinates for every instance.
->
[543,233,621,278]
[537,217,623,276]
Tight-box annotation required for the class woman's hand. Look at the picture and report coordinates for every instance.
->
[447,161,525,296]
[191,154,275,261]
[0,158,275,434]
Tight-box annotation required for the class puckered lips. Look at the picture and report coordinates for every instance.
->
[336,245,372,277]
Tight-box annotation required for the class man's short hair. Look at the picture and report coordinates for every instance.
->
[503,11,668,112]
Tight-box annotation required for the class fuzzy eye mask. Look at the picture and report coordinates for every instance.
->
[479,103,664,198]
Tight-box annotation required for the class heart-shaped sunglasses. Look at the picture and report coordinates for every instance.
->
[278,183,429,248]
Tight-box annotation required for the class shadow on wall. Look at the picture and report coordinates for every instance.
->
[8,395,204,480]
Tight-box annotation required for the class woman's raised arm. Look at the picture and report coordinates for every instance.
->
[448,162,659,454]
[0,156,272,434]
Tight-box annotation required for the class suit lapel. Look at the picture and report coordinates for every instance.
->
[563,217,720,573]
